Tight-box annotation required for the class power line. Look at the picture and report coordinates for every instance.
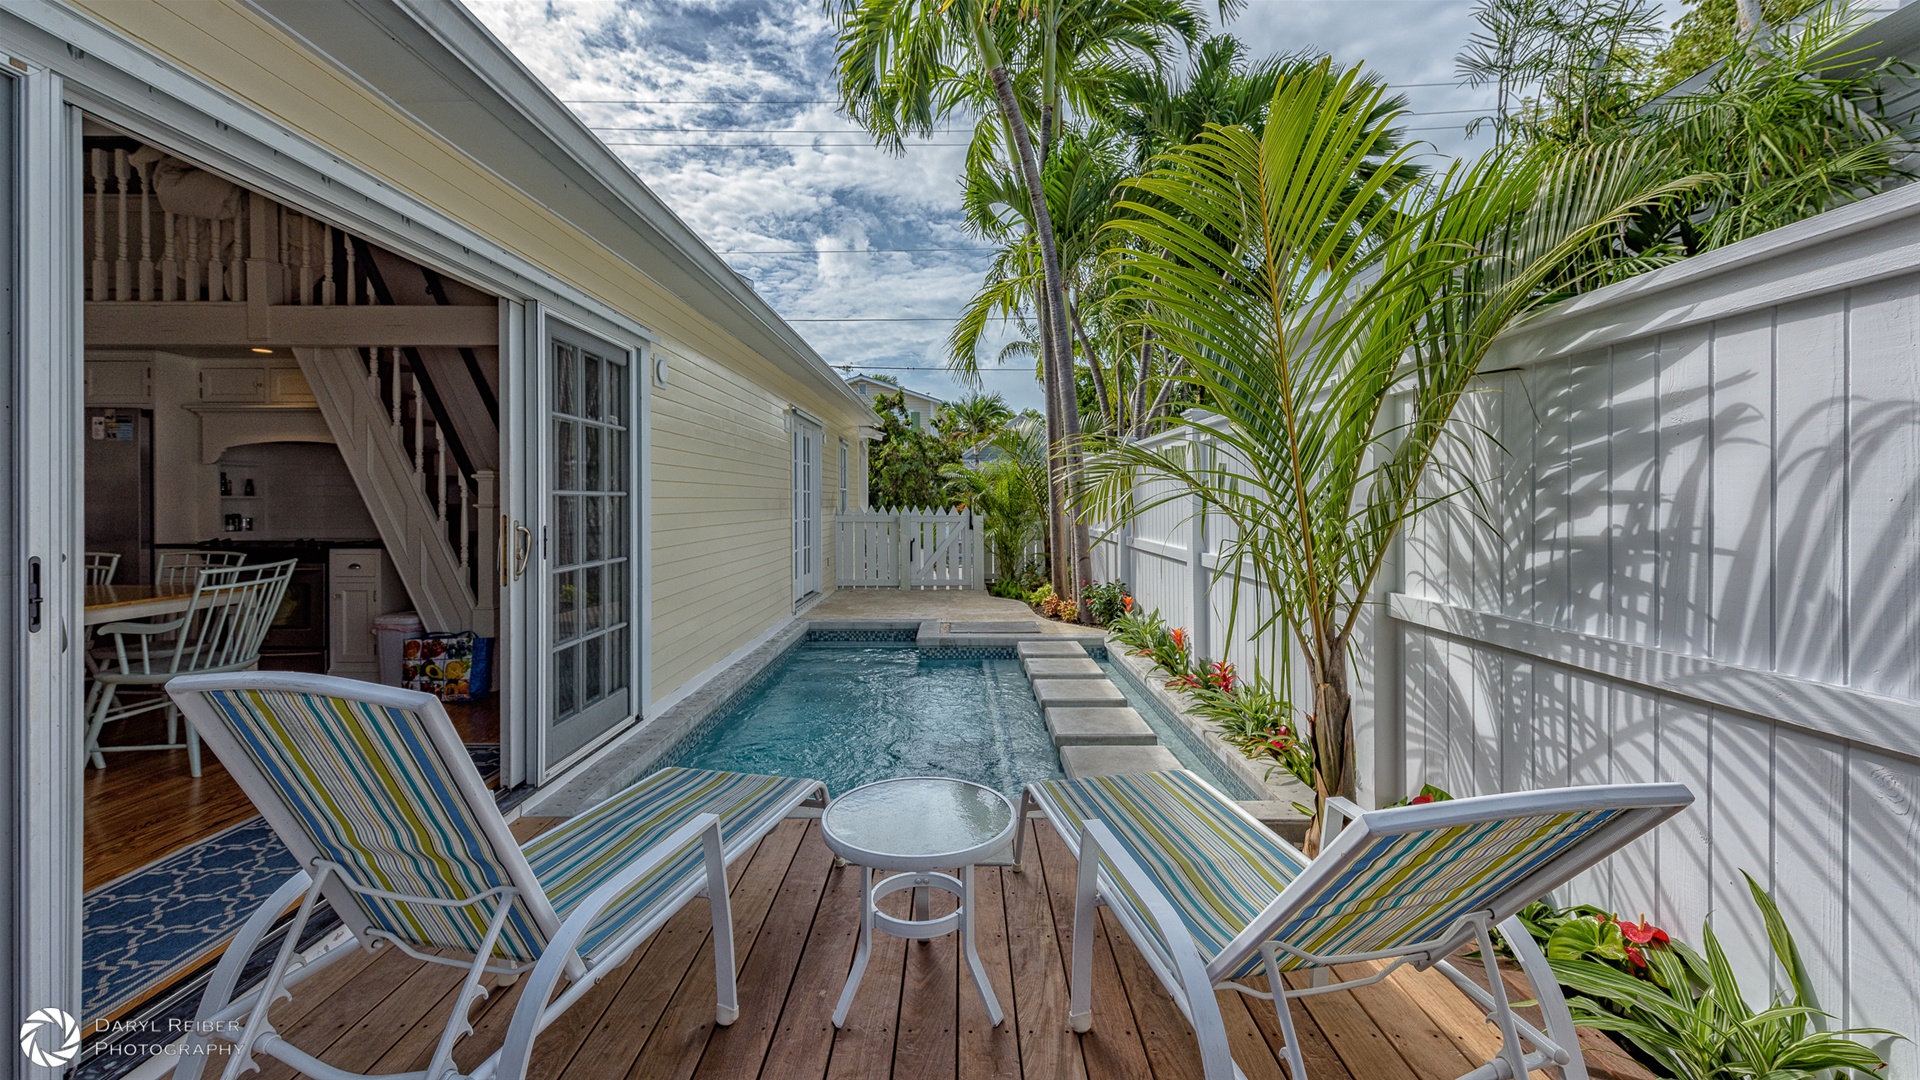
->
[718,247,995,254]
[601,140,971,147]
[563,80,1486,106]
[787,316,966,322]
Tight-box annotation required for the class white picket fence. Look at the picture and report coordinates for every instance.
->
[834,508,985,589]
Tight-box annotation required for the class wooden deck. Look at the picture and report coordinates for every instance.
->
[236,818,1646,1080]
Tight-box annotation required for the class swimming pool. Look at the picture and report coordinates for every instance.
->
[658,638,1257,799]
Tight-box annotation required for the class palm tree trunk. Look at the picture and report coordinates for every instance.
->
[1304,632,1356,857]
[986,62,1087,614]
[1070,300,1115,430]
[1130,330,1154,436]
[1036,282,1071,601]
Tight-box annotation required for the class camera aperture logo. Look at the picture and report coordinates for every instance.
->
[19,1007,79,1068]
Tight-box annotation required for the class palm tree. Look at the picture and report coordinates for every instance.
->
[1080,61,1691,844]
[833,0,1202,618]
[943,413,1050,580]
[936,391,1015,453]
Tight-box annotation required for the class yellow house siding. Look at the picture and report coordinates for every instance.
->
[62,0,867,704]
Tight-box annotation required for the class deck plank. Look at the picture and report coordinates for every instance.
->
[956,866,1021,1080]
[1000,821,1088,1080]
[890,886,959,1080]
[629,819,810,1080]
[1333,963,1479,1079]
[1283,971,1422,1080]
[1032,821,1154,1080]
[822,885,912,1080]
[213,819,1558,1080]
[758,851,867,1080]
[691,822,839,1078]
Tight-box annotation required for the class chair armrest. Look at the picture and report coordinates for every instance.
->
[491,812,724,1080]
[95,616,187,637]
[1320,796,1366,849]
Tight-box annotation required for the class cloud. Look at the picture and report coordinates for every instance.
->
[465,0,1504,412]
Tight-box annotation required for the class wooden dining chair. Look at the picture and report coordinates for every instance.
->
[84,551,121,585]
[85,559,296,776]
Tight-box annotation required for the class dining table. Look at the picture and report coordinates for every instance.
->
[83,582,197,627]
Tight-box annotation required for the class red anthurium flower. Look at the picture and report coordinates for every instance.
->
[1409,793,1436,806]
[1620,916,1669,946]
[1624,945,1648,970]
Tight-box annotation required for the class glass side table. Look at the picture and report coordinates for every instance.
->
[820,776,1016,1028]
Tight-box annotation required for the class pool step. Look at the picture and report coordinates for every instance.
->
[1044,706,1157,747]
[1015,640,1090,660]
[1060,744,1183,778]
[1021,656,1104,680]
[1031,678,1128,709]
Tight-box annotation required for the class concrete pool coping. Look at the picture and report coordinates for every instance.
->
[523,614,1307,846]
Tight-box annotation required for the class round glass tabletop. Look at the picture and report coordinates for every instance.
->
[821,777,1016,866]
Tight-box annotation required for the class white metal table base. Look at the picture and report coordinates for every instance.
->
[832,865,1003,1028]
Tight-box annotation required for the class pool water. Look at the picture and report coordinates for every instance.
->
[660,640,1260,801]
[662,643,1065,798]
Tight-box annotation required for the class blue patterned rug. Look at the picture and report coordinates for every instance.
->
[83,744,500,1023]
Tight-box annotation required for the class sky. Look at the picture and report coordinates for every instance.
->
[465,0,1505,414]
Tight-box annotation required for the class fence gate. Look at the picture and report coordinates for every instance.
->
[835,507,983,589]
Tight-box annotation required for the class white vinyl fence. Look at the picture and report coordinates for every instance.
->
[835,507,985,589]
[1100,183,1920,1077]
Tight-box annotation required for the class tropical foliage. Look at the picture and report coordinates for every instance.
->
[941,410,1049,579]
[1077,62,1691,840]
[1541,875,1898,1080]
[867,390,960,510]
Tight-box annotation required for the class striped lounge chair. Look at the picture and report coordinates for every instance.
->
[1016,770,1693,1080]
[164,672,827,1080]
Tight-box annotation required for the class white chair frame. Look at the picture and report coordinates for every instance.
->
[165,671,829,1080]
[155,548,247,588]
[84,550,121,585]
[84,559,295,775]
[1020,779,1694,1080]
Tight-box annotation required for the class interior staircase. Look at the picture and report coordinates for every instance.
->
[298,343,496,634]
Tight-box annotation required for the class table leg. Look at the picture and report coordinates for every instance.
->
[960,864,1003,1026]
[832,865,875,1028]
[914,882,930,925]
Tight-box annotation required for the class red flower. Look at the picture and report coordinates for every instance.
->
[1620,916,1669,947]
[1123,596,1135,613]
[1624,945,1648,970]
[1208,660,1236,692]
[1409,793,1436,806]
[1170,628,1188,650]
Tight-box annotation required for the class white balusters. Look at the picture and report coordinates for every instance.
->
[436,424,449,528]
[388,347,403,438]
[207,216,226,302]
[411,372,425,477]
[344,237,356,306]
[113,150,132,300]
[298,215,312,305]
[184,215,202,300]
[90,148,107,300]
[161,211,179,301]
[137,159,154,300]
[321,224,335,305]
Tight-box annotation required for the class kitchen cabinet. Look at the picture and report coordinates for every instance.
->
[328,547,406,679]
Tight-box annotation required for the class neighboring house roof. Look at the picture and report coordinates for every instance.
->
[844,374,945,409]
[244,0,870,423]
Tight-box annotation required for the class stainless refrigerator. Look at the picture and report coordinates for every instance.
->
[85,407,153,584]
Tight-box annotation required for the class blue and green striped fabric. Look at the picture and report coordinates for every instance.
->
[1027,771,1309,979]
[524,767,822,961]
[1262,807,1621,972]
[201,688,550,962]
[203,687,819,968]
[1031,770,1624,979]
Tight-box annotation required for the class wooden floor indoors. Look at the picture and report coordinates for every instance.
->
[83,697,499,890]
[225,817,1652,1080]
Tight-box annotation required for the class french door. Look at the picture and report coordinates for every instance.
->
[539,320,640,771]
[792,414,822,603]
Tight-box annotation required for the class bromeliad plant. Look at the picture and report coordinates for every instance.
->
[1079,61,1694,847]
[1547,874,1899,1080]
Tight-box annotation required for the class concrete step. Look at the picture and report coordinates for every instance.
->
[1060,744,1183,779]
[1045,706,1157,747]
[1031,678,1127,709]
[1015,639,1090,659]
[1021,656,1104,680]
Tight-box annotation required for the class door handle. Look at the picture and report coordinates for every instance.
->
[512,522,533,581]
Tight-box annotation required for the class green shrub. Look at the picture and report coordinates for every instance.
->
[1083,580,1132,626]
